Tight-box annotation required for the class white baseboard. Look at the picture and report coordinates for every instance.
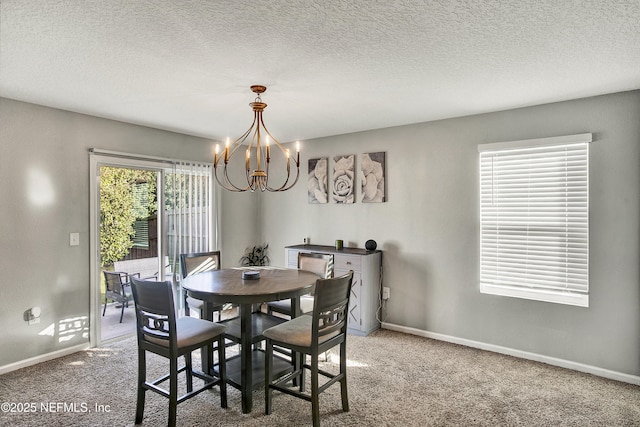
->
[381,322,640,386]
[0,343,90,375]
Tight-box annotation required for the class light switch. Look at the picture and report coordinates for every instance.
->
[70,232,80,246]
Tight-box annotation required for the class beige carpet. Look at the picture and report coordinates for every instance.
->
[1,329,639,426]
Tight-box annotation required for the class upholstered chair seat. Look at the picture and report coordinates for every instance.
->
[264,271,354,427]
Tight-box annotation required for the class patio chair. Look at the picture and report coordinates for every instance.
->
[102,270,135,323]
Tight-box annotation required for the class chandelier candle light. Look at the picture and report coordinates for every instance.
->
[213,85,301,192]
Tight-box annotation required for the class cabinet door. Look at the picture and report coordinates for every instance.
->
[336,269,362,331]
[285,249,300,268]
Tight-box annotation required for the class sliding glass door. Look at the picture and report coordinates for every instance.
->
[89,151,217,346]
[99,165,161,341]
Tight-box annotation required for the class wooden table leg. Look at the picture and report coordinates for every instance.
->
[201,300,215,375]
[291,296,302,389]
[240,302,252,413]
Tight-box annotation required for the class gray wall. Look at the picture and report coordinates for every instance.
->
[261,90,640,376]
[2,91,639,378]
[0,97,257,366]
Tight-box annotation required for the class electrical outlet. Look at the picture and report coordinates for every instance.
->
[27,306,42,325]
[382,287,390,300]
[70,232,80,246]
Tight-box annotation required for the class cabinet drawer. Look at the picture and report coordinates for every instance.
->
[334,254,361,272]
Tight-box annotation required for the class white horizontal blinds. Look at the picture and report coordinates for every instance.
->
[479,134,590,306]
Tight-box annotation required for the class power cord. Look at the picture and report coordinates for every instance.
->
[375,264,387,324]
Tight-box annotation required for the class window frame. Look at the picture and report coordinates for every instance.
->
[478,133,591,307]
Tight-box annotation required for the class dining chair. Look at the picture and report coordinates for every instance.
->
[266,253,332,316]
[130,276,227,427]
[263,271,354,427]
[102,270,135,323]
[180,251,225,320]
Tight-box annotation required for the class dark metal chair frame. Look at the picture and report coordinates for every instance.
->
[130,276,227,427]
[264,271,354,427]
[102,270,136,323]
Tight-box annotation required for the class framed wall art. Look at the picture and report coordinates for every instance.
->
[332,154,355,204]
[308,157,328,203]
[361,152,386,202]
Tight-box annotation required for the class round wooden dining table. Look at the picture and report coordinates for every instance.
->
[181,267,318,413]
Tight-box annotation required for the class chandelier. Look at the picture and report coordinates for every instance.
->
[213,85,300,192]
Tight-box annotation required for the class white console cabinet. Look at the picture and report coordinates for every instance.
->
[285,244,382,336]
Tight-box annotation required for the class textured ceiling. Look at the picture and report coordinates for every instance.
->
[1,0,640,143]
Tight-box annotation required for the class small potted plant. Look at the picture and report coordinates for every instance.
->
[239,243,270,266]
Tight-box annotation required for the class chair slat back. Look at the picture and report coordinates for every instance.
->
[298,252,333,278]
[180,251,221,278]
[103,271,126,294]
[312,271,354,340]
[130,277,177,345]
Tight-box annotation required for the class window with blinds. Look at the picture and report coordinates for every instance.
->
[478,133,591,307]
